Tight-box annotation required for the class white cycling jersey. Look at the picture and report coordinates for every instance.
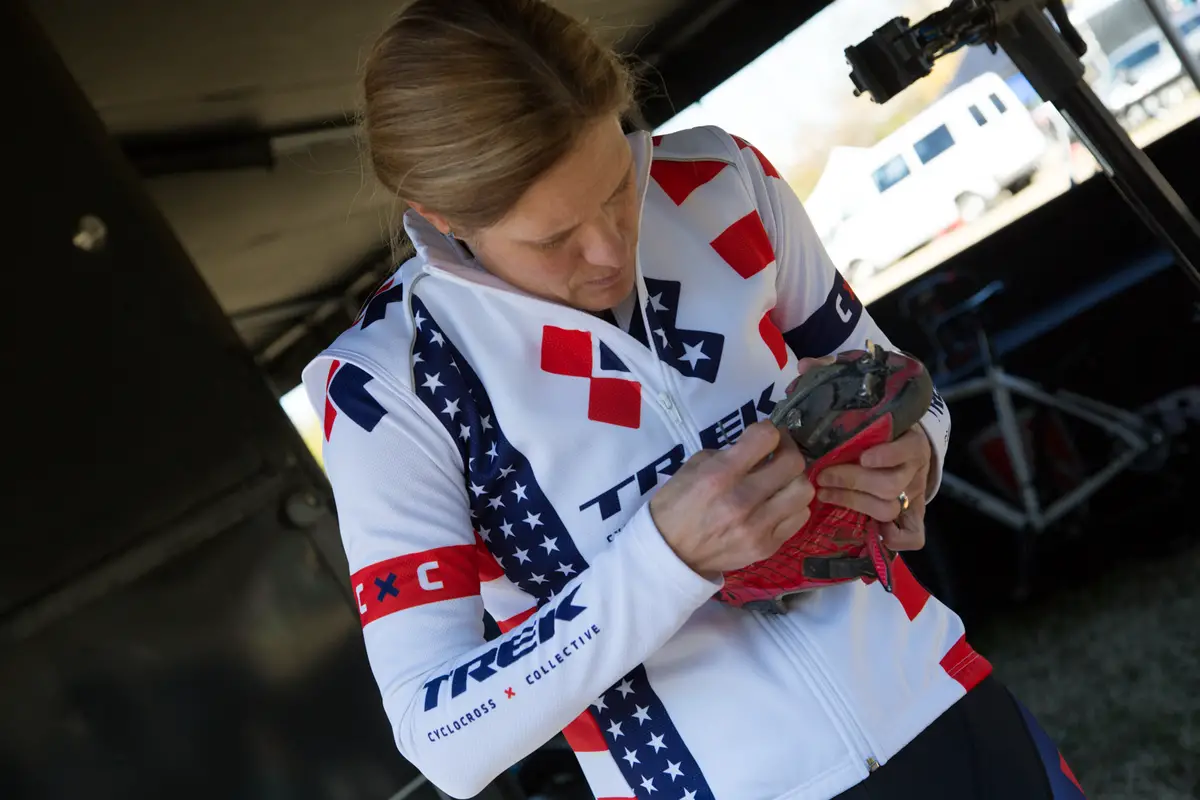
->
[302,125,989,800]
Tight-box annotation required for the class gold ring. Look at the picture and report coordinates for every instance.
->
[897,491,910,512]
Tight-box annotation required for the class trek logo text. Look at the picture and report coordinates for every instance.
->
[579,382,778,521]
[421,586,588,710]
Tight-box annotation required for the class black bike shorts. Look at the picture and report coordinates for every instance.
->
[833,675,1086,799]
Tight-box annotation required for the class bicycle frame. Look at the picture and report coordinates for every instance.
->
[937,365,1153,532]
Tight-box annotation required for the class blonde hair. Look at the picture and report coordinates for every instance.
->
[362,0,636,234]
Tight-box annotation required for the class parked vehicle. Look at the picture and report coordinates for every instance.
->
[812,73,1048,284]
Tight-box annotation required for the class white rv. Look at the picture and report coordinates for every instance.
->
[813,72,1049,283]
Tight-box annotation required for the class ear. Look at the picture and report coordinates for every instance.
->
[407,202,453,236]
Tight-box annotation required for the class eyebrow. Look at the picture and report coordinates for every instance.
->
[529,161,634,246]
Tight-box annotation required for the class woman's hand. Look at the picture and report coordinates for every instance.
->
[650,422,816,578]
[814,425,932,552]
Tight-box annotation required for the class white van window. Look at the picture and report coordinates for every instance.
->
[914,124,956,164]
[969,104,988,126]
[872,155,910,192]
[989,92,1008,114]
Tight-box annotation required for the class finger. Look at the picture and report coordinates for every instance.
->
[882,512,925,551]
[795,355,836,375]
[740,433,808,506]
[784,356,837,395]
[860,427,928,469]
[772,507,813,545]
[747,474,815,534]
[816,463,914,501]
[718,421,782,474]
[816,487,904,522]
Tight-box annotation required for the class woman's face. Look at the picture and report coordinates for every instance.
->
[421,115,640,312]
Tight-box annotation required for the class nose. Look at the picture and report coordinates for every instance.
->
[578,214,626,269]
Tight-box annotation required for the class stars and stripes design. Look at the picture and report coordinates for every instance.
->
[629,278,724,384]
[585,665,715,800]
[644,136,790,378]
[307,126,979,798]
[323,360,388,440]
[409,297,588,604]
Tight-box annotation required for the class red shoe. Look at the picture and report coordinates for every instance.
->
[716,343,934,613]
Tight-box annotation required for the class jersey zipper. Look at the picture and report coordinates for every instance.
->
[771,614,880,775]
[640,334,703,454]
[659,368,705,454]
[648,389,702,455]
[632,245,705,455]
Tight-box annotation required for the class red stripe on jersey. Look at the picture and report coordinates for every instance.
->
[475,532,505,582]
[496,606,537,633]
[891,556,931,621]
[650,159,729,206]
[323,360,340,440]
[758,312,788,368]
[711,211,774,279]
[939,634,993,690]
[351,544,478,626]
[562,709,609,752]
[732,135,782,179]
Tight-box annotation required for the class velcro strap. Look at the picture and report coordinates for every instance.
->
[803,555,876,581]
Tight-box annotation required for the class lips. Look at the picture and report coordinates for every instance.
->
[586,271,622,287]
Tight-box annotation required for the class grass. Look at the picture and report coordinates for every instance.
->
[971,539,1200,799]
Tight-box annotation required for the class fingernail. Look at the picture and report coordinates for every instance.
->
[817,489,834,502]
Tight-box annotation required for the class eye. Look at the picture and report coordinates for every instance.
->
[605,174,633,206]
[537,234,568,251]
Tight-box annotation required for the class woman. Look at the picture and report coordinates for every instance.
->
[303,1,1086,798]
